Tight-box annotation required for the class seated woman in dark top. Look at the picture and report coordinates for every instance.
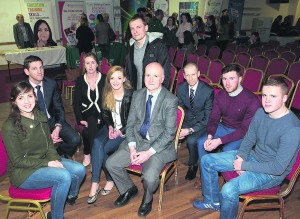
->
[73,52,106,167]
[87,66,133,204]
[2,81,85,219]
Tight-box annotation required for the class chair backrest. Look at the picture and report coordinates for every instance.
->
[186,52,199,65]
[196,44,206,57]
[208,46,220,60]
[175,106,185,152]
[210,83,223,96]
[250,55,270,73]
[197,55,211,75]
[262,43,276,51]
[276,45,291,53]
[0,132,8,177]
[280,51,296,66]
[226,42,237,52]
[268,74,295,97]
[207,59,224,84]
[236,45,249,54]
[173,49,185,69]
[168,47,177,63]
[235,52,251,68]
[292,47,300,61]
[199,74,213,85]
[289,80,300,110]
[242,68,264,93]
[264,50,280,60]
[221,49,236,65]
[249,47,263,57]
[169,64,177,92]
[287,61,300,83]
[175,68,185,95]
[265,57,289,78]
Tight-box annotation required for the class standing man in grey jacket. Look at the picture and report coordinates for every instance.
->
[13,14,35,49]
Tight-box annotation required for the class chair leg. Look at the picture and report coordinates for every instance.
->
[4,204,10,219]
[174,163,178,185]
[158,172,167,211]
[279,197,284,219]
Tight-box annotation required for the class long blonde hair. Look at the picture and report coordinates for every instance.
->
[102,66,132,111]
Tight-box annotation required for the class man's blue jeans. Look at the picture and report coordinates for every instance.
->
[200,150,283,219]
[197,123,243,162]
[19,158,86,219]
[91,125,125,183]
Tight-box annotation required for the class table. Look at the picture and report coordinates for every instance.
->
[5,46,66,80]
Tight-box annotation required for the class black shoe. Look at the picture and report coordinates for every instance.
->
[185,165,198,180]
[114,185,138,207]
[66,196,77,206]
[138,199,153,217]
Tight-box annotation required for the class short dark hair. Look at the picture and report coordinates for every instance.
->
[24,55,43,70]
[155,9,164,16]
[130,14,147,26]
[137,7,147,14]
[97,14,103,22]
[222,9,228,13]
[221,64,241,77]
[263,78,288,95]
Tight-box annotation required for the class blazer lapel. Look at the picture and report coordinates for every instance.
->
[184,83,192,109]
[194,80,203,104]
[139,89,147,121]
[42,78,51,109]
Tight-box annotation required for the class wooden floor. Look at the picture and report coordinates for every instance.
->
[0,99,300,219]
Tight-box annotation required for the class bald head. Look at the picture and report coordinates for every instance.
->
[144,62,165,93]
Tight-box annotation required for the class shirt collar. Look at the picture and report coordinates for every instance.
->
[28,79,43,89]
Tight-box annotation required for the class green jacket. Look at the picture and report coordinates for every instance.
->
[2,109,60,187]
[148,17,164,33]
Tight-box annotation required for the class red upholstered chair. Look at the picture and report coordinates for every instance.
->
[289,80,300,119]
[263,49,279,61]
[207,59,225,84]
[220,49,236,65]
[126,106,185,211]
[287,61,300,83]
[249,47,263,57]
[292,47,300,61]
[208,45,220,60]
[168,47,177,63]
[186,52,199,65]
[169,64,177,92]
[221,151,300,219]
[226,42,237,52]
[236,45,249,54]
[276,45,291,53]
[196,44,206,57]
[173,49,185,69]
[265,57,289,79]
[197,55,211,75]
[199,74,213,85]
[268,74,295,97]
[280,51,296,67]
[174,68,185,95]
[100,57,110,74]
[242,68,264,93]
[262,43,276,52]
[235,52,251,68]
[0,132,52,219]
[250,55,270,74]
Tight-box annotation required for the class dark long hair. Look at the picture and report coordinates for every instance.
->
[9,82,36,137]
[34,19,57,46]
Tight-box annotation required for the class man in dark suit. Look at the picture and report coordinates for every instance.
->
[106,62,178,217]
[177,63,214,181]
[24,55,80,158]
[13,14,35,49]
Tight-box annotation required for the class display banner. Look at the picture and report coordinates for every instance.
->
[150,0,169,26]
[25,0,56,42]
[228,0,245,31]
[203,0,223,21]
[85,0,114,31]
[58,1,84,46]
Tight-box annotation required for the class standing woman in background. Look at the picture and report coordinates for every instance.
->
[73,52,106,166]
[163,16,178,50]
[2,82,85,219]
[204,15,217,54]
[176,13,193,48]
[76,17,94,55]
[95,14,110,59]
[87,66,133,204]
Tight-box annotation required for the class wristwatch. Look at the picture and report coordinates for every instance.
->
[189,128,194,135]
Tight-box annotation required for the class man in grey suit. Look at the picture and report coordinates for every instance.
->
[177,63,214,181]
[106,62,178,217]
[13,14,35,49]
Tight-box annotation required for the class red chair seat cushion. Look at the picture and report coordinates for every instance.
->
[9,185,52,200]
[222,171,280,196]
[63,80,76,87]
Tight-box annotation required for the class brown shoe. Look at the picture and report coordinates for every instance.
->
[194,177,201,189]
